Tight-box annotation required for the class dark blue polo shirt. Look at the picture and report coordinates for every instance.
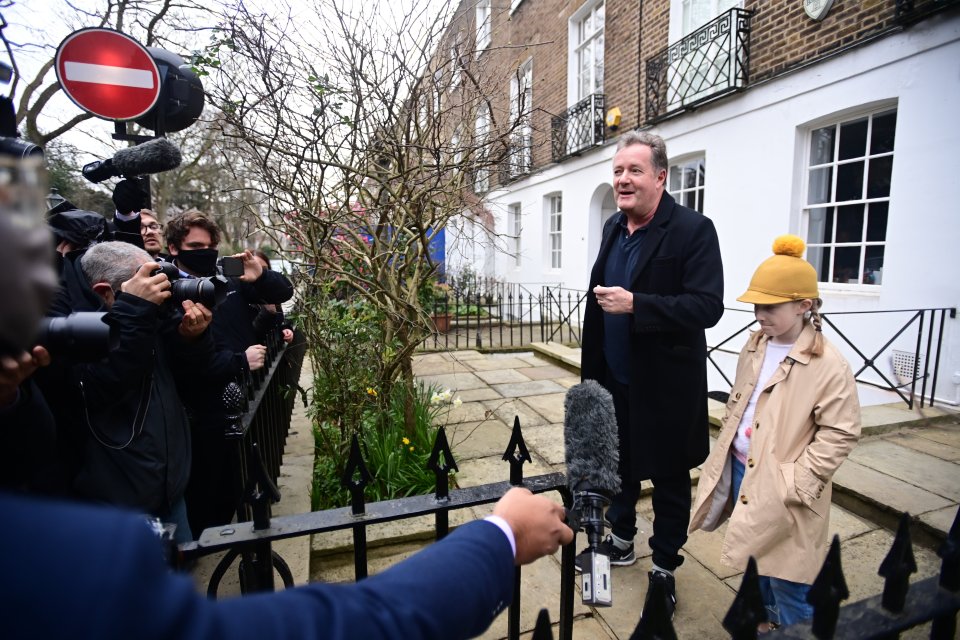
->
[603,213,648,384]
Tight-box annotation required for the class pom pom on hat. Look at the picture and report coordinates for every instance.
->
[737,234,819,305]
[772,234,805,258]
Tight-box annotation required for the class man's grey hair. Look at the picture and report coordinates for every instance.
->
[80,241,152,290]
[616,131,668,174]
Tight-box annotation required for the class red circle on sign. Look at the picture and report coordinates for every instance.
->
[55,28,161,121]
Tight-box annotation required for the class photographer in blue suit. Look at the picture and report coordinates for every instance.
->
[0,159,574,640]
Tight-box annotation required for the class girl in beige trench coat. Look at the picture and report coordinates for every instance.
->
[689,236,861,629]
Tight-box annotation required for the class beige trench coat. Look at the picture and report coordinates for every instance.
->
[689,324,861,583]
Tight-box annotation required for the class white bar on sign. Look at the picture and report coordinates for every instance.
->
[63,61,154,88]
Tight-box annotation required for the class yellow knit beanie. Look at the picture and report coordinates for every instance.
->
[737,235,819,305]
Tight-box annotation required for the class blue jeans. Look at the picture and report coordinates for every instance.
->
[731,457,813,627]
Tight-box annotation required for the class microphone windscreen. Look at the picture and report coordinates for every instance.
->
[112,138,182,177]
[564,380,621,496]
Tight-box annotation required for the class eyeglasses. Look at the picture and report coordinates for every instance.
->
[141,223,162,232]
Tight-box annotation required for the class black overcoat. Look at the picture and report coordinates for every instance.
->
[581,192,724,480]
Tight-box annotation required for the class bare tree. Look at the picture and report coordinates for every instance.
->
[198,0,529,436]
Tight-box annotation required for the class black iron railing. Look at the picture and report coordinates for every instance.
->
[550,93,605,162]
[708,306,956,410]
[500,132,533,184]
[645,8,754,124]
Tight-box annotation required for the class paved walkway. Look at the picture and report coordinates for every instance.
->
[197,346,960,639]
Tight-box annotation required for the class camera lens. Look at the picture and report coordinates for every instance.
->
[36,312,117,362]
[0,137,43,160]
[170,275,228,309]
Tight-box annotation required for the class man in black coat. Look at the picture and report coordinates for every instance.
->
[163,210,294,535]
[579,131,724,617]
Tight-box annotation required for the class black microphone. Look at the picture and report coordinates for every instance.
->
[564,379,620,606]
[82,138,182,183]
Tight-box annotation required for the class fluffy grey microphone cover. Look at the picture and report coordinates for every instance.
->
[563,380,621,494]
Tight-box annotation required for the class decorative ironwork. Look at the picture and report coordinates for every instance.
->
[502,415,532,486]
[551,93,605,162]
[645,8,754,124]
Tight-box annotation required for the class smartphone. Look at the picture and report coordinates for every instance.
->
[218,256,244,277]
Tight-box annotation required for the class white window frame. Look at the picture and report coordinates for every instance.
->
[546,193,563,270]
[508,58,533,177]
[476,0,492,55]
[668,154,706,213]
[508,202,522,267]
[510,0,526,15]
[801,104,897,289]
[567,0,604,106]
[451,125,463,167]
[474,104,490,193]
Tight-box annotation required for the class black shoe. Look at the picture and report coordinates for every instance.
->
[574,535,636,572]
[643,569,677,620]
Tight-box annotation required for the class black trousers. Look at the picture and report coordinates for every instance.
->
[603,375,691,571]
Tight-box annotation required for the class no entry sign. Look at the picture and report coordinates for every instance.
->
[55,28,161,121]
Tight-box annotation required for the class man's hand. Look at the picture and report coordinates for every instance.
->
[493,487,574,565]
[281,328,294,344]
[177,300,213,339]
[121,262,172,306]
[593,285,633,315]
[245,344,267,370]
[234,250,263,283]
[0,346,51,407]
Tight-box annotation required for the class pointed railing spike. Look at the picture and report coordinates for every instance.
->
[878,512,917,613]
[502,415,532,486]
[630,571,679,640]
[531,608,554,640]
[937,504,960,592]
[341,433,372,516]
[427,426,459,502]
[722,556,767,640]
[808,535,849,639]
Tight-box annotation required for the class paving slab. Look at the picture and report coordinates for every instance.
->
[449,349,488,360]
[516,364,576,380]
[905,422,960,449]
[418,371,490,391]
[917,504,960,537]
[455,454,555,488]
[458,386,505,402]
[492,379,568,398]
[446,400,498,424]
[310,509,476,554]
[887,431,960,461]
[847,439,960,501]
[556,376,582,389]
[520,392,568,424]
[484,398,550,428]
[475,368,534,384]
[445,419,514,461]
[517,423,567,466]
[516,352,552,367]
[411,358,474,376]
[468,356,536,371]
[832,458,952,516]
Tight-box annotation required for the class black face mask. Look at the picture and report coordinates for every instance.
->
[175,248,219,277]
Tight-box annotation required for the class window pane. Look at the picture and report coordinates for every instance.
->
[864,245,884,285]
[836,204,864,243]
[807,167,832,204]
[866,201,888,242]
[699,160,706,186]
[684,191,696,208]
[836,161,864,201]
[807,207,833,244]
[809,126,835,165]
[807,245,831,282]
[870,110,897,155]
[833,246,861,283]
[669,167,681,191]
[838,117,868,161]
[867,155,893,199]
[595,35,604,93]
[699,189,705,212]
[683,166,697,189]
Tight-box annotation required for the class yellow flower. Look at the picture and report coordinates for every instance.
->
[366,387,378,397]
[409,446,415,452]
[402,437,410,445]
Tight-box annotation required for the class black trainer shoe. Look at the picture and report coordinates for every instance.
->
[643,569,677,620]
[574,534,636,572]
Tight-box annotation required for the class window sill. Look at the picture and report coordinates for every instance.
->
[819,284,882,298]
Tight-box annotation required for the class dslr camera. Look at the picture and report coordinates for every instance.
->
[152,261,229,309]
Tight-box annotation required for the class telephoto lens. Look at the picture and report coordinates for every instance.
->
[36,312,118,362]
[170,274,229,309]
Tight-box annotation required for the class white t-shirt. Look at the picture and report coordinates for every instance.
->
[732,341,794,463]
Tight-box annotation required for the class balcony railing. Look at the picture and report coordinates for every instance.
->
[895,0,960,25]
[645,8,754,124]
[500,132,532,184]
[550,93,605,162]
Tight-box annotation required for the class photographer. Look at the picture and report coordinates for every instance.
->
[164,210,294,534]
[41,241,215,544]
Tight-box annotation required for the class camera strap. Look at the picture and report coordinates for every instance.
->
[79,373,153,451]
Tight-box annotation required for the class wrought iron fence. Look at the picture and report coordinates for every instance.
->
[709,306,956,410]
[551,93,605,162]
[645,8,754,124]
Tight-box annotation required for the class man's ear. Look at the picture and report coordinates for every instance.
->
[167,244,178,256]
[91,282,115,308]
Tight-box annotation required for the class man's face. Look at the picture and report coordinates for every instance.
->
[169,226,216,256]
[612,144,666,219]
[140,211,163,256]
